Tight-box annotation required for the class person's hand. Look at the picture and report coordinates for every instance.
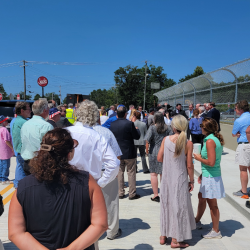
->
[236,132,241,138]
[188,182,194,192]
[146,150,149,155]
[193,153,202,161]
[198,174,202,184]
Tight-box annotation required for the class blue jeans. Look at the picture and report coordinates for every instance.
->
[14,154,26,188]
[0,159,10,181]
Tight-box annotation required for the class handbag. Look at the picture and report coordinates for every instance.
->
[0,194,4,216]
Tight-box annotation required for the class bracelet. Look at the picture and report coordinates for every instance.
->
[189,181,195,184]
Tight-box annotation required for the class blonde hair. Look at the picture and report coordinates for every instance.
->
[129,109,136,120]
[171,115,188,157]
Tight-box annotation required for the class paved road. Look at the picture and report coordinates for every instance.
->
[1,156,250,250]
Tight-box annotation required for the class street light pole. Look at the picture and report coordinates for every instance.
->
[143,61,147,110]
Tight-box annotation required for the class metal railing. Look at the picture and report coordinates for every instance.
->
[154,58,250,110]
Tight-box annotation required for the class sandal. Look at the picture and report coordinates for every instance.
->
[171,241,189,248]
[160,236,167,245]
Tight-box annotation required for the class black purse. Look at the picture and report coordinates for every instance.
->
[0,194,4,216]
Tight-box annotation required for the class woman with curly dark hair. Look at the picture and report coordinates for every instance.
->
[8,128,107,250]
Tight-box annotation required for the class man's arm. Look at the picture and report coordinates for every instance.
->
[232,120,239,137]
[97,138,120,188]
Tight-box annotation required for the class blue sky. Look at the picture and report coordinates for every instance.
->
[0,0,249,101]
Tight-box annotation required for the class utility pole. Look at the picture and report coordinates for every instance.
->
[20,60,27,100]
[59,85,62,104]
[143,61,147,111]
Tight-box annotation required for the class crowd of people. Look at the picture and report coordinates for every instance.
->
[0,98,250,249]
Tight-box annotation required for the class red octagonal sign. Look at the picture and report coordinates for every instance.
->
[37,76,48,87]
[0,93,2,101]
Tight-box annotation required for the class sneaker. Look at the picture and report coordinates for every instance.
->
[129,194,141,200]
[107,228,122,240]
[233,190,249,199]
[196,221,202,230]
[202,229,222,239]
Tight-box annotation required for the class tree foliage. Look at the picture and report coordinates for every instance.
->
[44,93,60,105]
[14,91,32,100]
[34,94,42,100]
[90,64,176,110]
[179,66,205,83]
[0,83,8,100]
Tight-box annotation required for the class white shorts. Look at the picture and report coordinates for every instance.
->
[235,143,250,167]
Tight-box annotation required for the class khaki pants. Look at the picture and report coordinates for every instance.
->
[119,158,136,198]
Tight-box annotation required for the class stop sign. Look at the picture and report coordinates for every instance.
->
[37,76,48,87]
[17,94,20,100]
[0,93,2,101]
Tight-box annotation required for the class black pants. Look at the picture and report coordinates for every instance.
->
[191,134,204,147]
[135,145,149,173]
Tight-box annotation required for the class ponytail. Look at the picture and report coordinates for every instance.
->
[175,130,187,157]
[214,131,225,146]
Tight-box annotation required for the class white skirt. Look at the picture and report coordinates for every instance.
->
[199,176,225,199]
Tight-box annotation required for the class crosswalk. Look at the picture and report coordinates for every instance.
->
[0,184,15,206]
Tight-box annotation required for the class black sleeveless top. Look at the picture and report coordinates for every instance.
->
[17,171,94,250]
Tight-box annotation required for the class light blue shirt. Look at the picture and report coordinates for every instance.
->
[232,112,250,143]
[108,109,114,117]
[102,116,117,129]
[10,118,18,156]
[20,115,53,160]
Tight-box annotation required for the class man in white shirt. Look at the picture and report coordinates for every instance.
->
[67,101,119,188]
[66,100,120,249]
[94,113,122,240]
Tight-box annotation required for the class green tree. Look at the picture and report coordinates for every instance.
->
[114,64,175,109]
[14,91,32,100]
[45,92,60,105]
[34,94,41,100]
[63,96,67,104]
[0,83,8,100]
[179,66,205,83]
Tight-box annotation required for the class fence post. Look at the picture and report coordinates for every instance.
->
[188,82,196,106]
[221,68,238,120]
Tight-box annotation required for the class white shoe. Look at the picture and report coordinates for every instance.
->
[202,228,222,239]
[196,221,202,230]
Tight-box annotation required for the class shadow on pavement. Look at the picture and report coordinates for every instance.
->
[109,243,153,250]
[100,218,150,241]
[218,219,244,237]
[3,241,18,250]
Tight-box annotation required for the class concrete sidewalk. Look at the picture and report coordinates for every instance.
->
[1,155,250,249]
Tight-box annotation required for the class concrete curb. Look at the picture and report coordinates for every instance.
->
[194,169,250,221]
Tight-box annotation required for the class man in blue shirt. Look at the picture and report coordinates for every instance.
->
[232,100,250,199]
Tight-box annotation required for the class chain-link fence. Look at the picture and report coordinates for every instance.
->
[153,58,250,124]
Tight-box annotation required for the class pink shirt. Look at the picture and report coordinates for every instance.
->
[0,127,14,160]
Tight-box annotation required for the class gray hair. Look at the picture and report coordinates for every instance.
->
[159,108,165,114]
[32,100,48,115]
[48,103,54,109]
[76,100,99,126]
[68,103,73,108]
